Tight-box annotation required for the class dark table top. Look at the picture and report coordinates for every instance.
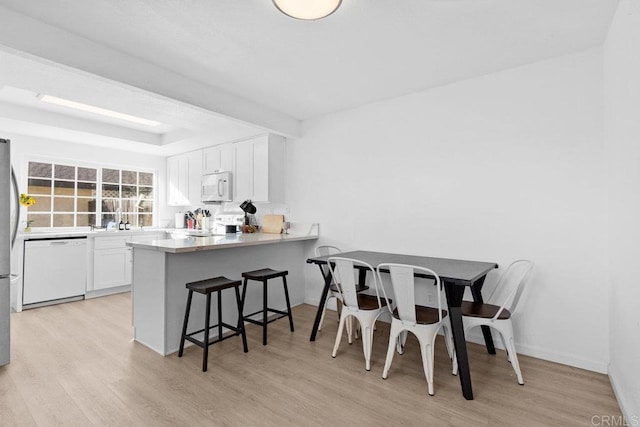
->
[307,250,498,285]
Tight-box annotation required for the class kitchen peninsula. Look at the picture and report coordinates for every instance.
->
[128,225,318,355]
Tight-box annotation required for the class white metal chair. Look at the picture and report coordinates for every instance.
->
[315,245,342,331]
[327,257,388,371]
[377,263,457,396]
[459,259,534,385]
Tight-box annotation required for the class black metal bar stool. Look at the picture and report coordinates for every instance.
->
[240,268,294,345]
[178,276,248,372]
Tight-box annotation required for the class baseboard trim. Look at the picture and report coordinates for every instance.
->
[608,363,637,422]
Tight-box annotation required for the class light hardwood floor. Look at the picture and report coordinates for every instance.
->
[1,293,621,426]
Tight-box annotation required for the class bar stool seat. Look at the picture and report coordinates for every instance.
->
[178,276,248,372]
[241,268,294,345]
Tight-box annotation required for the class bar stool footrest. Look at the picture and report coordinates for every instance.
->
[185,323,244,348]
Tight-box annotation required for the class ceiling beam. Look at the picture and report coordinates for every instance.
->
[0,6,301,138]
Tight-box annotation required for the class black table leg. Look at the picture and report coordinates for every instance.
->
[310,265,333,341]
[444,281,473,400]
[358,268,367,287]
[470,276,496,355]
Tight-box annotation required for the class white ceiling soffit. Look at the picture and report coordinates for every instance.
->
[0,49,272,155]
[0,0,618,122]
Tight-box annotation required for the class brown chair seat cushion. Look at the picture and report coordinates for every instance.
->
[392,305,447,325]
[461,301,511,320]
[353,293,389,310]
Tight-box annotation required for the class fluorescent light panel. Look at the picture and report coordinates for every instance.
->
[38,94,162,127]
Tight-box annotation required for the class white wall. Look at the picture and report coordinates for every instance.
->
[286,49,608,372]
[6,132,173,226]
[605,0,640,420]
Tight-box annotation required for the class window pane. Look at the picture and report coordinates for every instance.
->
[29,196,51,212]
[77,198,96,212]
[76,214,96,227]
[54,180,75,196]
[102,199,119,213]
[138,200,153,213]
[121,199,136,212]
[102,184,120,198]
[122,185,137,198]
[28,162,52,178]
[28,179,51,195]
[54,197,74,212]
[102,168,120,184]
[139,186,153,199]
[54,165,75,180]
[53,214,74,227]
[139,172,153,186]
[77,182,97,197]
[139,214,153,227]
[77,167,96,182]
[101,213,116,227]
[27,214,51,227]
[122,170,137,185]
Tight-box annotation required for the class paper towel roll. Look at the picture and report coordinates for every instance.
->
[174,213,185,229]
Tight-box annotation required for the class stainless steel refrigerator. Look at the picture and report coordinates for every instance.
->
[1,138,19,367]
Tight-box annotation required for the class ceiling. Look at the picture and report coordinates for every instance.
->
[0,0,619,152]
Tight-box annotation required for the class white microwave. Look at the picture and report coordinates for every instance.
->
[201,172,233,203]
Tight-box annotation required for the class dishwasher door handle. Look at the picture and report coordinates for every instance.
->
[49,241,70,245]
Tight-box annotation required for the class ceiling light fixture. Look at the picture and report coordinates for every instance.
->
[38,94,162,127]
[272,0,342,20]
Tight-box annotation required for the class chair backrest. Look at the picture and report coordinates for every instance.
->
[488,260,534,319]
[376,263,443,325]
[315,245,341,257]
[315,246,342,281]
[326,257,381,310]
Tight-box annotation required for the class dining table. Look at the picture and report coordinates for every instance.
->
[306,250,498,400]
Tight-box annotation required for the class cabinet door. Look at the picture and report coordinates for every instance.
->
[234,140,253,202]
[186,150,203,205]
[202,146,221,175]
[219,143,234,172]
[94,248,129,290]
[124,247,132,285]
[252,138,269,202]
[167,154,189,206]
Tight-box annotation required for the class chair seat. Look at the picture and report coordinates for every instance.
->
[354,293,389,310]
[186,276,241,294]
[242,268,288,280]
[392,305,447,325]
[461,301,511,320]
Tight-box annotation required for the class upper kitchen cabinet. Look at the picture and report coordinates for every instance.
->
[167,150,203,206]
[203,143,234,175]
[233,134,285,203]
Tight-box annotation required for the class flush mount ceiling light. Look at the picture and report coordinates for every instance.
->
[38,94,162,127]
[273,0,342,20]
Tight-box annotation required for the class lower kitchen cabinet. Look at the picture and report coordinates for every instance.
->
[89,235,132,293]
[93,247,131,290]
[87,232,165,296]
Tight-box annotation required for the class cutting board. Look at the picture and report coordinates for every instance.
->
[262,215,284,234]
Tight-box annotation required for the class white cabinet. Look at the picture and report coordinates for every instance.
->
[92,236,131,291]
[233,135,285,203]
[203,143,234,175]
[167,150,203,206]
[89,232,165,295]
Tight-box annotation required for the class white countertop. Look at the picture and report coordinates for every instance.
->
[128,224,319,253]
[18,228,169,240]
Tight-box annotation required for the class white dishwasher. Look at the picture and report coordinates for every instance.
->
[23,237,87,308]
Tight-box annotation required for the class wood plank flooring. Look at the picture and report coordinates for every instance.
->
[1,293,621,426]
